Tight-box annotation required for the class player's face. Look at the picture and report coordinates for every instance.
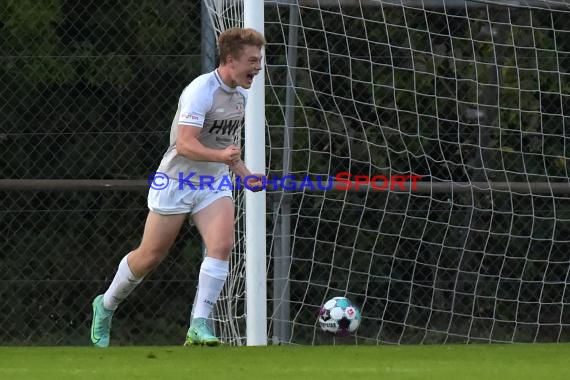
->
[229,45,262,89]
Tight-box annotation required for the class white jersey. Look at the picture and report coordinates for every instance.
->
[157,70,247,184]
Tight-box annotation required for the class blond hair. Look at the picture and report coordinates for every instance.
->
[218,28,266,64]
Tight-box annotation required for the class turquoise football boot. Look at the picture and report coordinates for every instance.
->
[90,294,114,348]
[184,318,221,346]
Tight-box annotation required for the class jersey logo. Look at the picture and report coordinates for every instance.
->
[209,119,242,136]
[180,112,202,123]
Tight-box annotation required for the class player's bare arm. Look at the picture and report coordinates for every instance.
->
[177,124,240,164]
[229,159,264,192]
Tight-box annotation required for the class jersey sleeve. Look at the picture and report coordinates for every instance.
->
[178,79,213,128]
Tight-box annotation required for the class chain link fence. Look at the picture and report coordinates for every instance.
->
[1,0,205,345]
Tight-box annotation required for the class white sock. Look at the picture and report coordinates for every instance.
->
[103,254,143,310]
[192,257,229,320]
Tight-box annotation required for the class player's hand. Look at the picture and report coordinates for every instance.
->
[246,173,264,192]
[221,145,241,165]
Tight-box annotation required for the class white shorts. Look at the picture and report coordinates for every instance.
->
[148,178,233,215]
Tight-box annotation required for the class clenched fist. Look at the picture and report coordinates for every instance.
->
[220,145,241,165]
[245,174,264,192]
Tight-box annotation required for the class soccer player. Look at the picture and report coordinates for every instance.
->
[90,27,266,347]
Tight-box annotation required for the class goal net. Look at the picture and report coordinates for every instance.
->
[206,0,570,344]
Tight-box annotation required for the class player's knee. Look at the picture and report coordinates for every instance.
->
[207,238,234,258]
[136,246,168,269]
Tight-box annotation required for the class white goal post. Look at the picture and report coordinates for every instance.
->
[243,0,268,347]
[205,0,570,346]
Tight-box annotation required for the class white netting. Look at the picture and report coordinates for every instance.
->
[205,0,244,33]
[202,0,246,345]
[207,0,570,345]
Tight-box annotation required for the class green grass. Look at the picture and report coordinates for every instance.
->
[1,344,569,380]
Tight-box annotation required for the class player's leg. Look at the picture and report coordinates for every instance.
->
[91,211,187,347]
[185,196,234,346]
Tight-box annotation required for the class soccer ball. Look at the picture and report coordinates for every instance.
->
[318,296,361,335]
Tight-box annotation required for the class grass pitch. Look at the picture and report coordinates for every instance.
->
[1,343,569,380]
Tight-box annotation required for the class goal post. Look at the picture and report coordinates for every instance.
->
[244,0,268,347]
[203,0,570,345]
